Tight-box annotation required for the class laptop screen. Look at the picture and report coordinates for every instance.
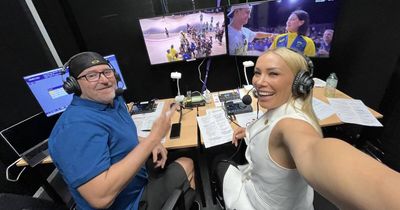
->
[0,113,58,156]
[23,54,127,117]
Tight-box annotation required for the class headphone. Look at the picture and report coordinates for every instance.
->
[289,48,315,98]
[60,52,121,95]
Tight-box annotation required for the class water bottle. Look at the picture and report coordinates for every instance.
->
[325,72,338,97]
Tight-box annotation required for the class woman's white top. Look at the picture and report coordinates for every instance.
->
[223,101,316,210]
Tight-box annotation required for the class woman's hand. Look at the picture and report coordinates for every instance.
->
[232,127,246,147]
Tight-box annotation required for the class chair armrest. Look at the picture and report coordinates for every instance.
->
[161,189,184,210]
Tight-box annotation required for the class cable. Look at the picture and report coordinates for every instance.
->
[197,58,206,85]
[229,136,244,160]
[221,103,241,127]
[176,78,181,96]
[202,58,212,93]
[234,56,242,88]
[178,105,183,123]
[243,65,250,86]
[6,158,27,182]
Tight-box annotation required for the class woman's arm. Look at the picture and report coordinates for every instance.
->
[277,118,400,210]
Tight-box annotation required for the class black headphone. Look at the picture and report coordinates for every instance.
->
[289,48,315,98]
[60,52,121,95]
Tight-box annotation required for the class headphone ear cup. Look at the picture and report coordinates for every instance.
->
[292,70,314,97]
[63,76,81,95]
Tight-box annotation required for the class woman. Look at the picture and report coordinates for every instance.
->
[216,47,400,209]
[270,10,316,56]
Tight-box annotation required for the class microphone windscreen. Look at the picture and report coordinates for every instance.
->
[242,94,252,105]
[115,88,124,96]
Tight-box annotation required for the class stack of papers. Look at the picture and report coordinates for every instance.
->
[197,108,233,148]
[328,98,382,127]
[312,97,335,120]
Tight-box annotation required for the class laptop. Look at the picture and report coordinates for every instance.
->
[0,112,57,167]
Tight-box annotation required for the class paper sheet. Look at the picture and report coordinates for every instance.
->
[131,101,166,142]
[328,98,382,127]
[312,97,335,120]
[235,111,264,127]
[197,108,233,148]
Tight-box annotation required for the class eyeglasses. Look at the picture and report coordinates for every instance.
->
[77,69,115,82]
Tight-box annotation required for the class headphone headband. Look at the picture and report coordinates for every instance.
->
[60,52,121,95]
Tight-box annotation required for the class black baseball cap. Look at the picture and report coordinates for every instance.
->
[68,52,108,78]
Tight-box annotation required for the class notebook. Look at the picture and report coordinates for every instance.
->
[0,112,56,167]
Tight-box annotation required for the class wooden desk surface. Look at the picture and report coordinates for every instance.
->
[163,107,198,149]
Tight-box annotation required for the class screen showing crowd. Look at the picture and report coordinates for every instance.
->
[226,0,340,57]
[139,7,227,65]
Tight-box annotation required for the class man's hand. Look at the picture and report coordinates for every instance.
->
[148,101,178,142]
[152,143,168,168]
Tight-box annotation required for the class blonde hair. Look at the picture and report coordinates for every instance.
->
[263,48,322,134]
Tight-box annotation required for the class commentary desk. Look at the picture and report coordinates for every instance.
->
[17,88,382,166]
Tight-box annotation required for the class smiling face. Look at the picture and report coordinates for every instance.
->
[77,64,117,104]
[252,52,295,110]
[286,13,304,33]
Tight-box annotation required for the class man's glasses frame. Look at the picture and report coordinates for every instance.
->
[77,68,115,82]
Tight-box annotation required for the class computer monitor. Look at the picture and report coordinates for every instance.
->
[139,7,227,65]
[226,0,340,57]
[23,54,127,117]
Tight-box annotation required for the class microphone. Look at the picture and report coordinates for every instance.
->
[115,80,125,96]
[115,88,124,96]
[242,87,255,105]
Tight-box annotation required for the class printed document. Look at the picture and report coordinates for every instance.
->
[312,97,335,120]
[197,108,233,148]
[131,101,166,142]
[328,98,382,127]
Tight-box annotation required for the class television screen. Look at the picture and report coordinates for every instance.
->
[226,0,340,57]
[23,54,127,117]
[139,7,227,65]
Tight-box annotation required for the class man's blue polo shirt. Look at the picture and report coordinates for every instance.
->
[49,95,148,210]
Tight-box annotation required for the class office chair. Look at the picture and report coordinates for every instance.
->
[161,188,198,210]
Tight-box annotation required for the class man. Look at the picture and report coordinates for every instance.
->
[228,4,273,55]
[317,29,334,57]
[49,52,195,210]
